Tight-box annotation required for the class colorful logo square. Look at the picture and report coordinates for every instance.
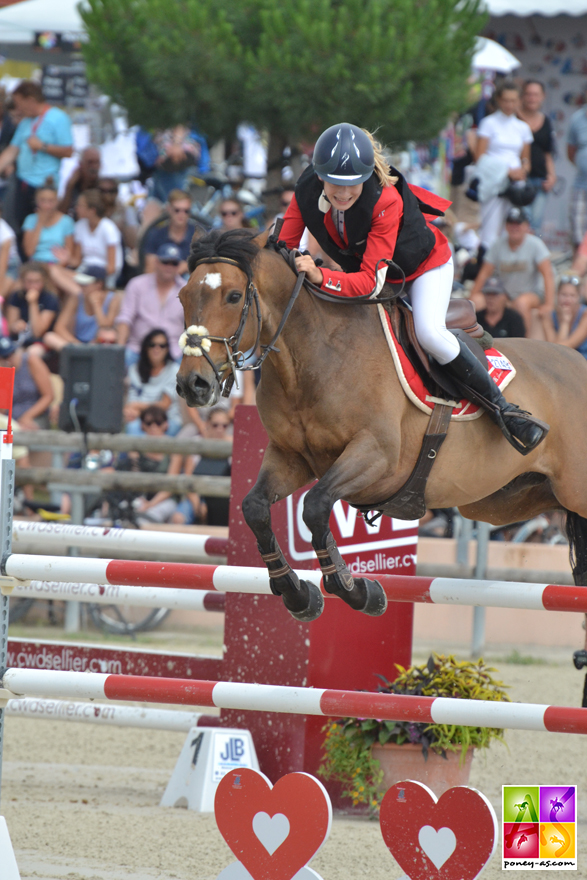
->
[539,823,576,859]
[503,823,540,858]
[539,786,576,823]
[503,786,540,823]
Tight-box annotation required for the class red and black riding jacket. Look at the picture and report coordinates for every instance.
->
[280,165,452,298]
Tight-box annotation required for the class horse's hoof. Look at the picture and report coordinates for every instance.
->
[356,577,388,616]
[287,579,325,622]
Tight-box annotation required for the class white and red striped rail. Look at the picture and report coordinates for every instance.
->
[2,669,586,735]
[4,698,214,731]
[4,555,586,613]
[12,521,228,560]
[9,580,225,612]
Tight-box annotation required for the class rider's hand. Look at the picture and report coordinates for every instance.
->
[294,254,323,286]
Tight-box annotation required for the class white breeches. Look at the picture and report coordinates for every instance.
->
[479,196,509,250]
[408,257,459,366]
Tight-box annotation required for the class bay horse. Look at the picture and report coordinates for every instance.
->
[176,228,587,626]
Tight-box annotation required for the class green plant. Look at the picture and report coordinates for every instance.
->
[319,653,510,812]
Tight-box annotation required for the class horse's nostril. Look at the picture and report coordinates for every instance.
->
[192,375,211,393]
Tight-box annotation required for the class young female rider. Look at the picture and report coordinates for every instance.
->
[280,122,547,454]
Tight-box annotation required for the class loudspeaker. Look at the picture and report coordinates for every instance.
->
[59,345,125,433]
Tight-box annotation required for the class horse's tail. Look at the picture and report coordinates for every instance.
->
[564,509,587,586]
[564,509,587,707]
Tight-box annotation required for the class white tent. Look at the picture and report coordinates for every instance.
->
[486,0,587,14]
[0,0,84,43]
[472,37,520,73]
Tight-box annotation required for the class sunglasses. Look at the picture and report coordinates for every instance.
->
[142,419,166,427]
[280,200,291,208]
[148,341,168,349]
[160,260,180,266]
[221,210,240,217]
[209,421,229,428]
[171,207,190,213]
[560,275,581,286]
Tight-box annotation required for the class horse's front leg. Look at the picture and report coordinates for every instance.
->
[302,433,389,616]
[242,442,324,622]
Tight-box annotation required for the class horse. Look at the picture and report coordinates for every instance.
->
[176,227,587,628]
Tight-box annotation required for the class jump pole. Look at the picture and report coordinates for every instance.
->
[4,698,214,731]
[8,580,226,612]
[2,669,587,735]
[3,555,587,614]
[12,521,228,561]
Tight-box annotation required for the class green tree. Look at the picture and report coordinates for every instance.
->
[81,0,486,156]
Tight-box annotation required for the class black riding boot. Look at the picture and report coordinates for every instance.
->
[444,340,549,455]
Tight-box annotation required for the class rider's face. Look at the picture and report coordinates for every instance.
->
[321,180,364,212]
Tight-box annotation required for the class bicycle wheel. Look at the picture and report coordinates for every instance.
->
[87,603,170,635]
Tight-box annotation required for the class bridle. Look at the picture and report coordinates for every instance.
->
[179,231,405,398]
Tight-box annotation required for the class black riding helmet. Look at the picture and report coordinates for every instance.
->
[313,123,375,185]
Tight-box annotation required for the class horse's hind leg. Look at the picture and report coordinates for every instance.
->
[564,510,587,706]
[302,434,389,616]
[242,443,325,622]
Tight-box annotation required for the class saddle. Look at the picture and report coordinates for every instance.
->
[387,295,493,405]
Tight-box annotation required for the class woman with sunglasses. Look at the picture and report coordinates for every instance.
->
[540,275,587,359]
[124,328,183,435]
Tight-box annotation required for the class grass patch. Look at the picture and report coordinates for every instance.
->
[503,649,547,666]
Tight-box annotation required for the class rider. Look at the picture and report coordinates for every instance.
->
[280,122,548,454]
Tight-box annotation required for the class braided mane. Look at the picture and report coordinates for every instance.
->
[188,228,259,275]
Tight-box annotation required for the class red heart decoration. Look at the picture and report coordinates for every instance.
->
[215,769,332,880]
[380,781,497,880]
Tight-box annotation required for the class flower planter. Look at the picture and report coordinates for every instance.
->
[371,742,474,798]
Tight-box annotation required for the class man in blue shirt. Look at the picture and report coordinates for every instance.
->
[0,80,73,231]
[567,102,587,249]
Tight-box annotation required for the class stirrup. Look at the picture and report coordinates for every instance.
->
[498,409,550,455]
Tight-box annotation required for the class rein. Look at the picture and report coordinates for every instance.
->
[180,223,406,397]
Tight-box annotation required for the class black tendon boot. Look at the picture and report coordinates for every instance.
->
[444,339,549,455]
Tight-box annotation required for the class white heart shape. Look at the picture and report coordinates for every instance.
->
[418,825,457,870]
[252,812,290,855]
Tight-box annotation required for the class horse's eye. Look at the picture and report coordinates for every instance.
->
[227,290,242,304]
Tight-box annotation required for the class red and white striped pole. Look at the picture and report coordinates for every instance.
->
[2,669,586,735]
[4,555,587,614]
[9,580,225,612]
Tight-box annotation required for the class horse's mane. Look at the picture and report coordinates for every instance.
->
[187,228,260,276]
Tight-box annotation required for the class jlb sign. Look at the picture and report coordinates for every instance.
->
[286,491,418,576]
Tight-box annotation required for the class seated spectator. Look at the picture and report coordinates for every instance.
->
[59,147,101,216]
[470,206,555,333]
[98,177,138,250]
[171,406,231,526]
[47,265,121,350]
[0,335,53,429]
[6,262,59,348]
[570,227,587,284]
[115,405,179,524]
[219,198,246,231]
[22,185,74,265]
[115,243,186,368]
[49,189,123,295]
[539,275,587,359]
[143,189,196,276]
[0,203,19,297]
[124,329,182,435]
[475,275,526,338]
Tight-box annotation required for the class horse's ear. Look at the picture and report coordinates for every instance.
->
[253,229,270,249]
[190,224,208,246]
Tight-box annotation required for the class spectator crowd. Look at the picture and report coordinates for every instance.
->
[0,73,587,528]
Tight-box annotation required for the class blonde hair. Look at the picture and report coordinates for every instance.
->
[362,129,398,188]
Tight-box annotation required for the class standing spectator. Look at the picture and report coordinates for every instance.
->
[475,81,533,250]
[59,147,101,216]
[48,265,120,350]
[518,80,556,236]
[0,88,16,208]
[475,275,526,338]
[567,95,587,249]
[143,189,195,275]
[539,276,587,359]
[21,185,74,265]
[0,335,53,429]
[219,197,246,231]
[6,262,59,347]
[0,81,73,231]
[115,243,186,367]
[152,125,209,202]
[124,329,182,435]
[470,207,555,333]
[49,189,122,295]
